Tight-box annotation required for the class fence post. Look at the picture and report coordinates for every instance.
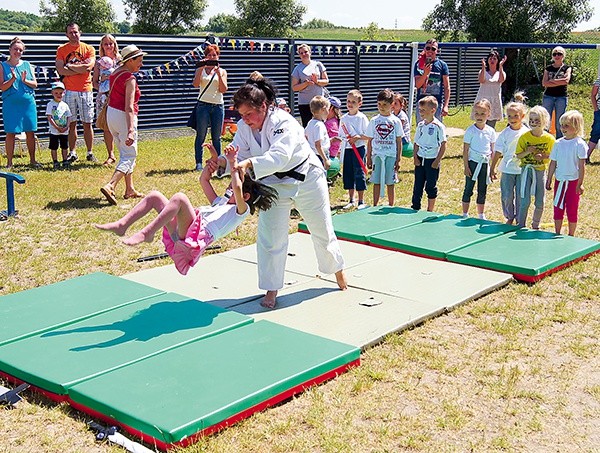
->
[408,42,419,121]
[289,39,296,115]
[354,41,360,89]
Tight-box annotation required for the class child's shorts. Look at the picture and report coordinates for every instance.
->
[590,110,600,144]
[49,134,68,151]
[370,155,396,185]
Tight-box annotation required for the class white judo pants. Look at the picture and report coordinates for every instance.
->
[257,165,345,291]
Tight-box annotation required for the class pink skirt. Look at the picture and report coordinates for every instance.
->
[161,208,214,275]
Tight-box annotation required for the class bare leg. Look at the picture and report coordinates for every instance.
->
[68,122,77,152]
[25,132,37,165]
[335,269,348,290]
[103,129,115,162]
[123,192,196,245]
[427,198,436,212]
[554,219,563,234]
[261,290,278,309]
[5,133,15,167]
[462,201,470,216]
[357,190,365,204]
[568,222,577,236]
[348,189,355,203]
[373,184,380,206]
[387,184,394,206]
[96,190,168,236]
[476,203,485,218]
[83,122,94,154]
[124,173,143,198]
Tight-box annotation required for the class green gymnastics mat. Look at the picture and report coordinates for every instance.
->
[447,229,600,282]
[0,273,164,347]
[67,320,360,450]
[369,215,520,259]
[298,206,440,243]
[0,292,252,395]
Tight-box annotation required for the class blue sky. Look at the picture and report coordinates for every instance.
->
[1,0,599,31]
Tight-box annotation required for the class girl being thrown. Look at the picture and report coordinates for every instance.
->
[96,145,278,275]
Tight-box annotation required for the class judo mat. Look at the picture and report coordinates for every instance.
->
[298,206,438,243]
[0,272,360,449]
[300,207,600,281]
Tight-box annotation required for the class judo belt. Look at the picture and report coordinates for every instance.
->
[273,157,308,181]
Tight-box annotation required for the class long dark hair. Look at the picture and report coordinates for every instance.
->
[242,177,278,214]
[485,49,501,73]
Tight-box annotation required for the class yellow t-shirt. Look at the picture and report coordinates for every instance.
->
[516,131,555,171]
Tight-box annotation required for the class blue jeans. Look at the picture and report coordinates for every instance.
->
[542,95,567,139]
[194,101,224,165]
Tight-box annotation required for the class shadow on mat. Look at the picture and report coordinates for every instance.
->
[232,286,337,315]
[45,197,106,210]
[41,299,217,351]
[508,229,561,241]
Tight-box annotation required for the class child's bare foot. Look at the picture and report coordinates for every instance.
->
[95,221,127,236]
[122,231,155,246]
[335,270,348,290]
[260,290,277,309]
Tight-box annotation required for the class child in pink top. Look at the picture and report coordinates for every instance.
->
[96,145,278,274]
[325,96,342,158]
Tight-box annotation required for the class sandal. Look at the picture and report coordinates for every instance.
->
[124,190,144,199]
[102,157,116,167]
[100,185,117,205]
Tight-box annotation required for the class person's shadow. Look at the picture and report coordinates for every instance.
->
[41,299,217,351]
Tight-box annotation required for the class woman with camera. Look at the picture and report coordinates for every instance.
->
[191,44,228,171]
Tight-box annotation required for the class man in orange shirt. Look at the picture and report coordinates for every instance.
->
[55,23,97,163]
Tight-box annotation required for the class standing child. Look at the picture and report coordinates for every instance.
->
[339,89,369,209]
[411,96,447,211]
[304,95,331,170]
[490,93,529,224]
[46,81,72,169]
[545,110,587,236]
[366,88,403,206]
[462,99,496,219]
[586,75,600,163]
[325,96,342,159]
[96,146,278,275]
[516,105,555,228]
[392,92,414,158]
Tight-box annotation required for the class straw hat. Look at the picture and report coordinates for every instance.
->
[120,44,147,64]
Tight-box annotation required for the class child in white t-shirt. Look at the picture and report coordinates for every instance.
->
[490,95,529,224]
[546,110,587,236]
[366,88,403,206]
[46,81,72,170]
[304,95,331,170]
[462,99,496,219]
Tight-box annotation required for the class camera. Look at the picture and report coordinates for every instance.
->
[196,60,218,68]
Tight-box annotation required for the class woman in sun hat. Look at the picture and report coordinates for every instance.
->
[100,44,147,205]
[542,46,572,139]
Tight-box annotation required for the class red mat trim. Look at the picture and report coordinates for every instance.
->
[66,358,360,451]
[0,370,68,403]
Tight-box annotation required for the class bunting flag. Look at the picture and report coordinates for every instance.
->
[250,41,255,52]
[165,63,171,74]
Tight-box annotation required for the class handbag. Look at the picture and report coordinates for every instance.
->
[96,71,128,130]
[187,71,217,131]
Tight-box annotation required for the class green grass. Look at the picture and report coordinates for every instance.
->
[0,85,599,452]
[294,28,431,42]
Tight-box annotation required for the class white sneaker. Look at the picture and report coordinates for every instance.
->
[462,213,468,219]
[478,214,486,220]
[67,152,78,163]
[357,202,368,210]
[343,201,356,210]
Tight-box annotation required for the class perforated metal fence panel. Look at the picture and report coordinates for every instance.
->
[0,32,499,142]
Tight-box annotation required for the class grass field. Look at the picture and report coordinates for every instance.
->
[0,85,599,452]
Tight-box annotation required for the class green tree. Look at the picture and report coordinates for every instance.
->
[115,20,132,34]
[0,9,44,32]
[301,18,337,29]
[204,13,236,33]
[39,0,116,33]
[361,22,381,41]
[124,0,207,34]
[229,0,306,38]
[422,0,593,43]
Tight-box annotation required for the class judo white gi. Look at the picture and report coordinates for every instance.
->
[231,107,345,290]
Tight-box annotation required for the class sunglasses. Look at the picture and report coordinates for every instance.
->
[552,52,564,57]
[425,46,437,51]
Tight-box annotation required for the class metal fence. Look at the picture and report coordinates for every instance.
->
[0,32,597,142]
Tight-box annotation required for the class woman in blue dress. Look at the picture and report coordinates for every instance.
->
[0,37,39,169]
